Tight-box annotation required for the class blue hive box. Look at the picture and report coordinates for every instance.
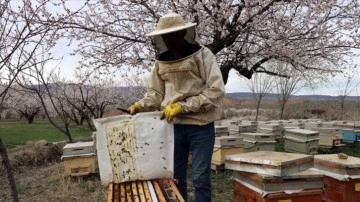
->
[342,129,358,143]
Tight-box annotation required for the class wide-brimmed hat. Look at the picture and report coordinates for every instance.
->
[146,13,197,36]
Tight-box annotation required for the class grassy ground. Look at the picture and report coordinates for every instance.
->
[1,118,360,201]
[0,120,93,146]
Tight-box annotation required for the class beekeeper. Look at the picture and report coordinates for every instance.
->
[128,13,225,202]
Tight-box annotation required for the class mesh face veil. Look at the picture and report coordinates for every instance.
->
[146,13,200,54]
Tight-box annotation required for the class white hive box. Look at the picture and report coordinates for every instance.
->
[215,125,229,136]
[62,141,95,156]
[241,132,276,142]
[304,122,323,129]
[243,141,276,152]
[257,123,281,131]
[241,133,276,152]
[225,151,314,177]
[284,128,319,141]
[235,124,253,133]
[284,138,319,154]
[283,122,305,129]
[241,121,258,132]
[233,169,324,192]
[222,120,238,127]
[284,129,319,154]
[257,128,282,139]
[215,136,243,146]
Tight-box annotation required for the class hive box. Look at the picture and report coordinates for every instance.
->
[241,133,276,142]
[62,153,97,176]
[314,154,360,202]
[284,137,319,154]
[62,141,95,156]
[232,124,253,133]
[243,141,276,152]
[62,141,97,176]
[233,169,324,192]
[318,134,342,148]
[215,125,229,136]
[212,145,244,165]
[233,179,323,202]
[284,128,319,141]
[241,133,276,152]
[342,129,359,143]
[107,178,185,202]
[225,151,314,177]
[215,136,243,146]
[257,127,282,139]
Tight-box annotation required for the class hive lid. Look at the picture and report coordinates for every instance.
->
[225,151,314,176]
[226,151,312,166]
[63,141,95,149]
[314,154,360,168]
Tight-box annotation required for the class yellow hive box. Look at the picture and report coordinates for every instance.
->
[319,134,342,147]
[212,145,244,165]
[62,153,97,176]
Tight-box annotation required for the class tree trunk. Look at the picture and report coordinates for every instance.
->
[0,135,19,202]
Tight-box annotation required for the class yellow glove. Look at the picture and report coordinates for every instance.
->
[160,103,182,122]
[128,102,143,115]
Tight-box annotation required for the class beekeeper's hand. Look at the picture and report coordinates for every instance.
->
[160,103,182,122]
[128,102,143,115]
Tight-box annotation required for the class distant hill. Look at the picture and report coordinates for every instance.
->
[226,92,360,101]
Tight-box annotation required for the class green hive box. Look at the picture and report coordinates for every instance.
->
[284,137,319,154]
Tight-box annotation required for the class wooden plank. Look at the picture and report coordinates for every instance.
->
[136,181,146,202]
[131,181,140,202]
[113,184,120,202]
[153,180,166,202]
[108,183,113,202]
[120,183,126,202]
[125,182,132,202]
[142,181,152,202]
[168,179,185,202]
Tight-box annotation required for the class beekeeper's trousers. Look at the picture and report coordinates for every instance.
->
[173,122,215,202]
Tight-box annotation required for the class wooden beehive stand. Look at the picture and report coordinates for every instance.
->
[107,178,184,202]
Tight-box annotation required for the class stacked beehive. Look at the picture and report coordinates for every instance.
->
[212,121,244,170]
[229,123,253,136]
[225,151,324,202]
[284,128,319,154]
[256,123,282,140]
[61,141,97,176]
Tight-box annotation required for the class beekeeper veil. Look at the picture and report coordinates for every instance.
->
[146,13,200,57]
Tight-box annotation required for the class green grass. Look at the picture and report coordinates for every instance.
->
[0,120,93,146]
